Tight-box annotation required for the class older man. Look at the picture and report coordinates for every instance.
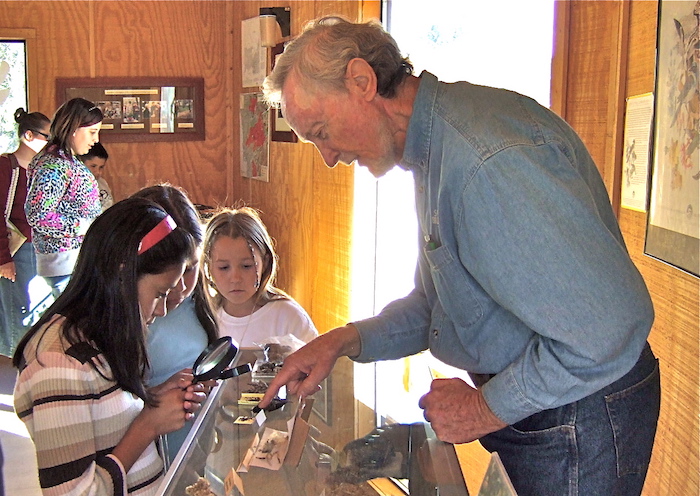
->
[260,16,660,496]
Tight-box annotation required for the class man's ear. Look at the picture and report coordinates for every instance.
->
[345,58,377,101]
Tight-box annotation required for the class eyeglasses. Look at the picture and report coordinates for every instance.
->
[32,130,50,140]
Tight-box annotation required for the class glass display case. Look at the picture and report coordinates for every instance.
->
[156,352,470,495]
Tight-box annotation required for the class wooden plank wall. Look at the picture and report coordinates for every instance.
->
[227,0,364,339]
[1,1,697,494]
[1,1,236,209]
[556,2,699,495]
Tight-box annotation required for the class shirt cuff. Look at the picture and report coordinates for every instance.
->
[480,369,543,425]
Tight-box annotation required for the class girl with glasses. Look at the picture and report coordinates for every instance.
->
[0,108,50,357]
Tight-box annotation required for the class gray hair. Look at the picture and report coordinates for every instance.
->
[262,16,413,107]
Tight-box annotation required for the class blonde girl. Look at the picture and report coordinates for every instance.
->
[201,207,317,348]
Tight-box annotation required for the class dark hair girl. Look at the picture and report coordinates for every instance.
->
[13,197,206,494]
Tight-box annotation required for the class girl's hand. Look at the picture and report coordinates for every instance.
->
[150,368,210,415]
[0,261,16,281]
[150,369,195,395]
[138,388,191,437]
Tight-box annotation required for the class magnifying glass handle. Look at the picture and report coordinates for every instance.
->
[219,363,253,380]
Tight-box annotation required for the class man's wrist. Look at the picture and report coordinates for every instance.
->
[331,324,361,358]
[476,388,508,432]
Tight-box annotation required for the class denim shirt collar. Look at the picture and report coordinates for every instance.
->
[400,71,439,175]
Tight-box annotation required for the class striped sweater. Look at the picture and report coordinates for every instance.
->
[13,317,164,495]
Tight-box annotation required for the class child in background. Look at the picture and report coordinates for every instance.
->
[79,142,114,211]
[13,197,207,495]
[132,184,218,464]
[0,108,50,357]
[201,207,318,348]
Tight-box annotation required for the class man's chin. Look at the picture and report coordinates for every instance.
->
[358,161,393,178]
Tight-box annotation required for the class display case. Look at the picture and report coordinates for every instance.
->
[157,352,470,495]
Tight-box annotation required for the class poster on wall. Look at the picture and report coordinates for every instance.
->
[620,93,654,212]
[242,16,266,88]
[644,0,699,277]
[240,92,269,182]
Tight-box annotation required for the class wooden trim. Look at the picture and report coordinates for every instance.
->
[225,0,235,205]
[88,1,96,78]
[361,0,382,20]
[550,1,570,117]
[603,0,631,217]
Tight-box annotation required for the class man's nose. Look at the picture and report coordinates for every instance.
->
[317,146,340,168]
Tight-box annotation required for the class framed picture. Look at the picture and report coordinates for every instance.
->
[271,107,298,143]
[55,77,205,143]
[239,92,270,182]
[644,0,699,277]
[270,42,298,143]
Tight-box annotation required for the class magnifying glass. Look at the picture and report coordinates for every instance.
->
[192,336,252,384]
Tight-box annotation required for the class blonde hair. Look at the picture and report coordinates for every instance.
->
[201,207,288,311]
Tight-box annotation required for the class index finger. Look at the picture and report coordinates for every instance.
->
[258,365,306,408]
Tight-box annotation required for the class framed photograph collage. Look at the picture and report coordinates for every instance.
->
[56,77,205,143]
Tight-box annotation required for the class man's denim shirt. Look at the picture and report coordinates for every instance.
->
[353,72,654,425]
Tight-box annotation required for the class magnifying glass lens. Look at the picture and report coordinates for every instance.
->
[195,341,232,375]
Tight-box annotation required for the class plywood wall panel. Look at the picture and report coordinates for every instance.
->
[626,0,658,96]
[0,2,92,110]
[565,1,615,191]
[0,0,233,207]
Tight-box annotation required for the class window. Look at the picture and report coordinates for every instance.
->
[352,0,555,424]
[0,40,28,154]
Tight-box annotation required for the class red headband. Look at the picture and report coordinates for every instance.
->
[138,215,177,255]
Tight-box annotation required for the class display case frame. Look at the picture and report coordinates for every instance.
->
[157,353,470,496]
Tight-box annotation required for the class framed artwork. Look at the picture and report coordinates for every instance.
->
[271,107,298,143]
[270,42,297,143]
[239,92,269,182]
[644,0,699,277]
[242,16,266,88]
[55,77,204,142]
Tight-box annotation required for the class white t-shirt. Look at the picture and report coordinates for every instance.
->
[216,298,318,348]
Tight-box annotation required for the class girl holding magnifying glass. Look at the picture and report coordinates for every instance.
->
[13,197,207,495]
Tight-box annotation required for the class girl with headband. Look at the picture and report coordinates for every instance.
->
[13,197,207,495]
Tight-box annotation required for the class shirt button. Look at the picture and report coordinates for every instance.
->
[432,329,439,338]
[418,186,424,193]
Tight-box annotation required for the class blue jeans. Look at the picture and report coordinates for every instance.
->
[479,342,660,496]
[0,242,37,357]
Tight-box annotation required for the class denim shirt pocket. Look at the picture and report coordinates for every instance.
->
[424,244,483,329]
